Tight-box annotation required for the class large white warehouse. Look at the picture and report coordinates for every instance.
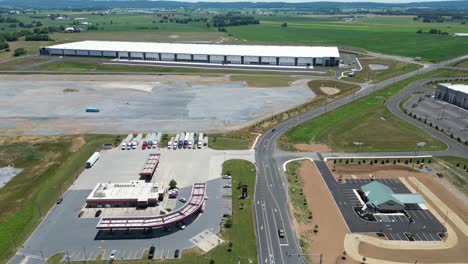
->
[40,40,340,67]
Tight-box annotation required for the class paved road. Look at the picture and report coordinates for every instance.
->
[254,54,468,264]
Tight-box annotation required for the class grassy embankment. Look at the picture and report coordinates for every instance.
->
[434,156,468,195]
[209,80,360,150]
[286,161,313,224]
[280,69,468,152]
[342,57,423,84]
[0,135,119,263]
[47,159,257,264]
[452,59,468,68]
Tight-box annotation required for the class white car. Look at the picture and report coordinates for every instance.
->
[223,184,232,188]
[179,197,186,203]
[110,249,117,260]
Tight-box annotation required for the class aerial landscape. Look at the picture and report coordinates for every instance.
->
[0,0,467,263]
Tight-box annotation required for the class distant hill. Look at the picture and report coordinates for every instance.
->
[1,0,468,10]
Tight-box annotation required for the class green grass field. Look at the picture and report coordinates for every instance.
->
[227,22,468,62]
[342,57,423,84]
[46,159,257,264]
[281,70,462,152]
[0,135,118,263]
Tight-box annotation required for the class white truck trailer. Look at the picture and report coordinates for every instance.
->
[132,133,143,149]
[168,137,174,149]
[178,133,185,149]
[173,134,180,150]
[197,133,204,149]
[183,133,190,148]
[86,152,100,168]
[203,136,208,147]
[188,133,195,149]
[154,132,162,148]
[121,134,133,150]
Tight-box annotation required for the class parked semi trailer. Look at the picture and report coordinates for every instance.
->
[154,132,162,148]
[168,137,174,149]
[198,133,204,149]
[173,134,180,150]
[183,133,190,149]
[121,134,133,150]
[188,133,195,149]
[139,153,160,179]
[203,136,208,147]
[86,152,100,168]
[132,133,143,149]
[178,133,185,149]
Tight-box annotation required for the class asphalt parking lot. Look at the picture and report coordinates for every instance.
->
[404,94,468,142]
[9,148,254,263]
[314,160,446,242]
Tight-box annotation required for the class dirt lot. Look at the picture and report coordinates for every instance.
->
[330,162,468,263]
[296,160,358,263]
[294,143,331,152]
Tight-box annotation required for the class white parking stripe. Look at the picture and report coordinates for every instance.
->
[424,210,433,219]
[415,233,423,241]
[417,210,427,219]
[387,233,395,240]
[422,232,430,241]
[428,233,436,241]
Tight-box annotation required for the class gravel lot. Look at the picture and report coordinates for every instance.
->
[0,74,315,135]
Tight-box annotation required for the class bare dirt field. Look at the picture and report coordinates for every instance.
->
[0,74,315,135]
[330,162,468,263]
[293,143,331,152]
[297,160,358,264]
[319,86,340,95]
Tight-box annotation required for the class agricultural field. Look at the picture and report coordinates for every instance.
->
[281,70,460,152]
[0,135,118,263]
[343,57,423,84]
[46,159,257,264]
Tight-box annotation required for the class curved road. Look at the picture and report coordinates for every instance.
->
[254,55,468,264]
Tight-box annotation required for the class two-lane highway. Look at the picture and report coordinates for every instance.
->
[253,54,468,264]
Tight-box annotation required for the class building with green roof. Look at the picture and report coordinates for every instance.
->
[360,181,425,213]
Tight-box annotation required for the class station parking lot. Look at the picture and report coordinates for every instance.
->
[314,160,446,242]
[9,147,254,263]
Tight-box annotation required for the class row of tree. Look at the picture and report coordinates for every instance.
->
[211,14,259,27]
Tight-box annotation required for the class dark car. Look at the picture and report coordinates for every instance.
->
[148,246,155,259]
[271,128,276,132]
[56,197,63,204]
[278,228,285,238]
[95,210,102,217]
[174,249,180,258]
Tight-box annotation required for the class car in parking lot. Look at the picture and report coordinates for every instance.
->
[95,210,102,217]
[56,197,63,204]
[110,249,117,260]
[179,197,186,203]
[222,174,231,179]
[148,246,155,259]
[174,249,180,258]
[278,228,285,238]
[223,184,231,188]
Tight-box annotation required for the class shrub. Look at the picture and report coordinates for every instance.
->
[13,47,27,57]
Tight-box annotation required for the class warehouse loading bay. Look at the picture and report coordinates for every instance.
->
[10,138,254,263]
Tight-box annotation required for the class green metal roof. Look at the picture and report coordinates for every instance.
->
[392,194,425,204]
[361,181,402,206]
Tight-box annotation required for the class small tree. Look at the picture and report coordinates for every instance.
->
[169,179,177,189]
[281,22,287,28]
[210,259,215,264]
[13,47,27,57]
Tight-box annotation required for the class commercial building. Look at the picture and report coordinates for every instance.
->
[96,182,206,230]
[435,83,468,110]
[86,180,165,208]
[39,40,340,67]
[360,181,424,213]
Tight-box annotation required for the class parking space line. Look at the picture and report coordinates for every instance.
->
[427,233,436,241]
[414,233,423,241]
[133,249,139,259]
[417,210,427,219]
[423,210,434,219]
[395,233,403,240]
[422,232,429,241]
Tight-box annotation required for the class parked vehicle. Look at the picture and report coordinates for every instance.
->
[179,197,186,203]
[110,250,117,260]
[223,184,232,188]
[121,134,133,150]
[174,249,180,258]
[132,133,143,149]
[222,174,231,179]
[178,133,185,149]
[197,133,204,149]
[183,133,190,148]
[148,246,155,259]
[142,141,148,150]
[203,136,208,147]
[56,197,63,204]
[188,133,195,149]
[154,132,162,148]
[168,137,174,149]
[173,134,180,150]
[85,107,99,113]
[95,210,102,217]
[86,152,100,168]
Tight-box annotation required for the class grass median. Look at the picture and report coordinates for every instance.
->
[47,159,257,264]
[280,69,468,152]
[286,161,313,224]
[0,134,118,263]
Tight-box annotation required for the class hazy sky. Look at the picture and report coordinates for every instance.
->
[166,0,457,2]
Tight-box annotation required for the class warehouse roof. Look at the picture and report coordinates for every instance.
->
[439,83,468,94]
[45,40,340,58]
